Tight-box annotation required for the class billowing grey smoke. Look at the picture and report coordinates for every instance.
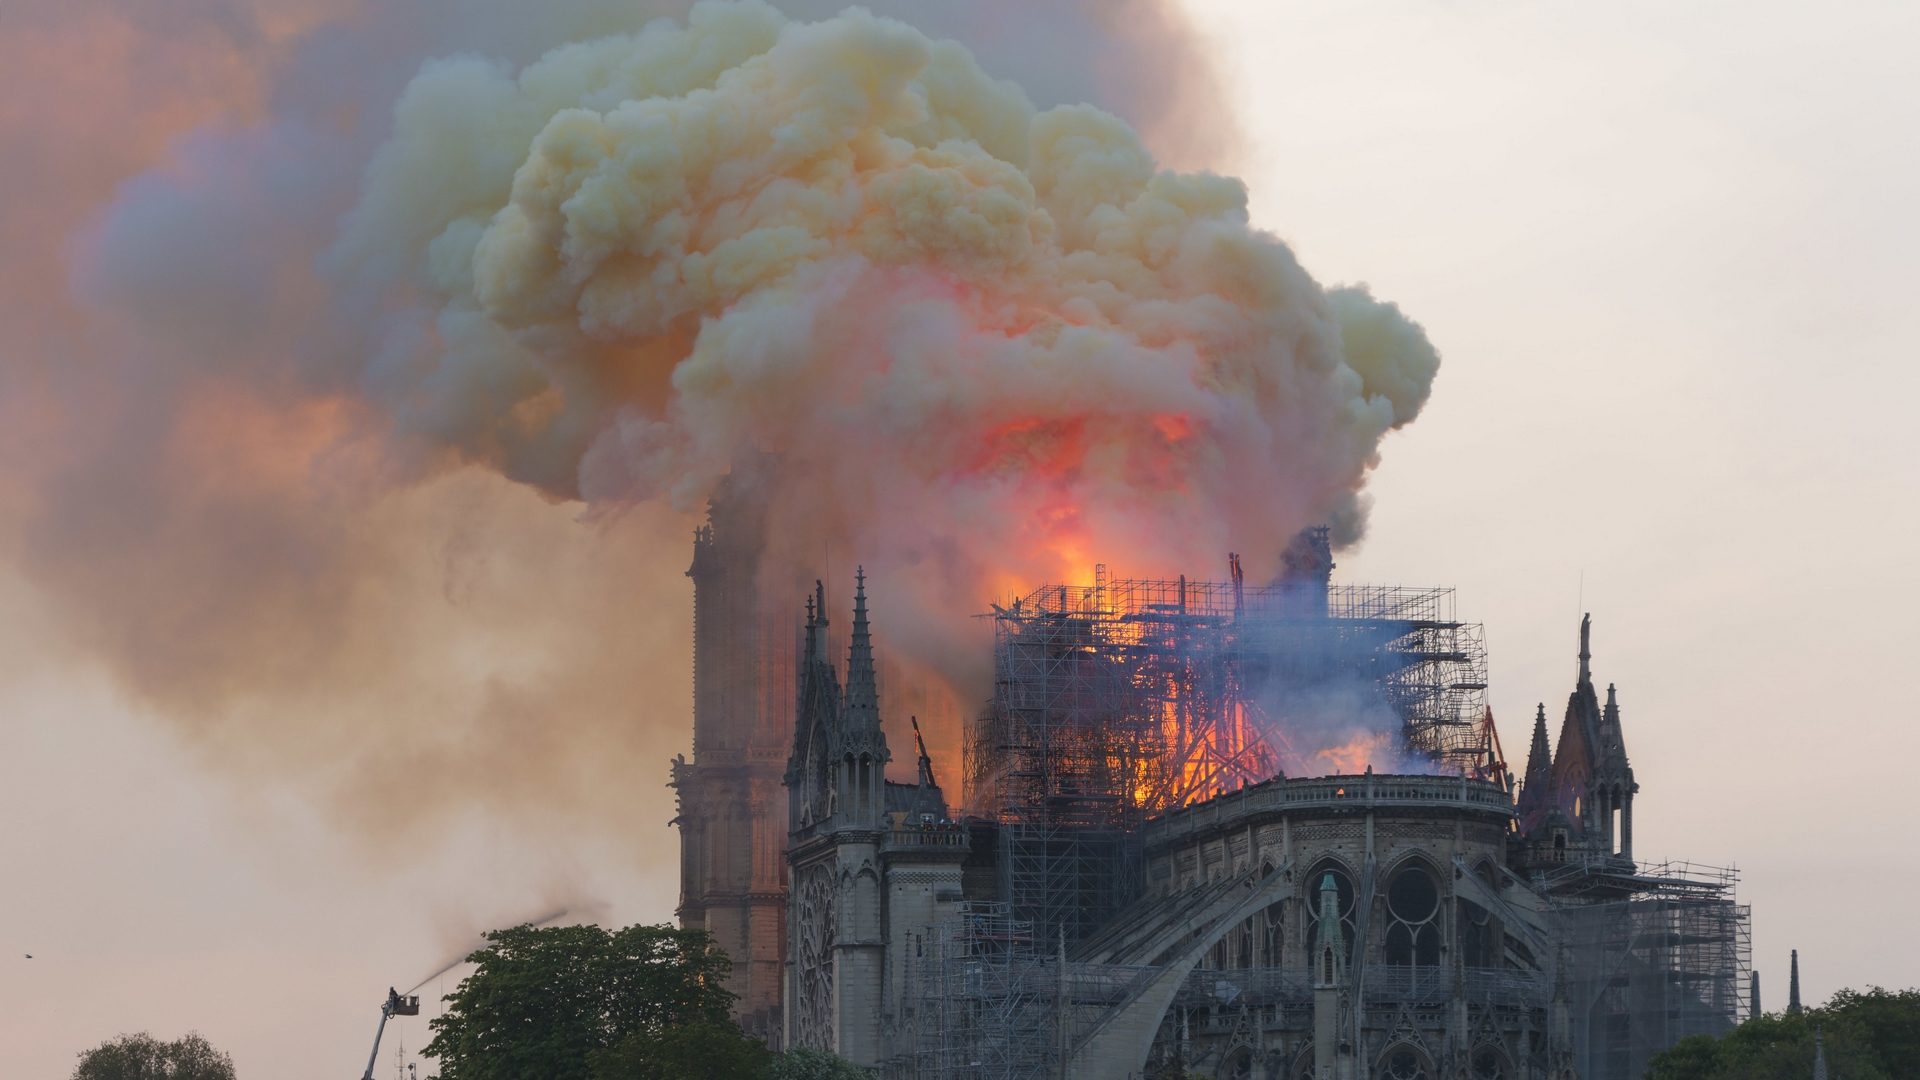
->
[1,0,1434,837]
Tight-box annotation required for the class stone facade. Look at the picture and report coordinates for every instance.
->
[783,574,965,1064]
[741,560,1744,1079]
[672,477,790,1043]
[1115,773,1573,1080]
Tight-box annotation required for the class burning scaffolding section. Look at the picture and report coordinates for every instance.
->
[966,571,1496,826]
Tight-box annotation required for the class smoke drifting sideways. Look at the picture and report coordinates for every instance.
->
[405,906,587,997]
[1242,632,1453,780]
[3,0,1437,844]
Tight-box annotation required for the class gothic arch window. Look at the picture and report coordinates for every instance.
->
[792,864,836,1051]
[1261,902,1284,968]
[1472,859,1501,888]
[1379,1043,1432,1080]
[803,721,831,821]
[1384,861,1441,967]
[1302,860,1355,956]
[1471,1044,1511,1079]
[1459,898,1499,967]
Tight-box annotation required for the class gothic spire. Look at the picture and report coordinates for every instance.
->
[1313,873,1347,985]
[1578,612,1593,687]
[792,587,819,774]
[1789,949,1803,1014]
[1602,681,1631,763]
[1515,703,1555,826]
[803,585,818,663]
[842,567,886,753]
[1525,704,1552,785]
[1812,1025,1828,1080]
[787,579,843,795]
[809,579,829,663]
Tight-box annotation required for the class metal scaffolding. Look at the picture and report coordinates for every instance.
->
[1552,861,1752,1080]
[964,572,1492,946]
[911,902,1057,1080]
[890,554,1747,1080]
[969,576,1492,815]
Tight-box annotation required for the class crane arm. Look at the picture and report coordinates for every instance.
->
[361,1001,392,1080]
[362,988,421,1080]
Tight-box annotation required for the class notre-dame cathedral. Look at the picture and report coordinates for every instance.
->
[672,490,1750,1080]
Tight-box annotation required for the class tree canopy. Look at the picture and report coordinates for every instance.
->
[72,1032,235,1080]
[587,1017,773,1080]
[425,922,869,1080]
[766,1048,874,1080]
[1645,986,1920,1080]
[424,923,736,1080]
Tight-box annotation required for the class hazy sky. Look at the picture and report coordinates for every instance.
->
[4,2,1917,1077]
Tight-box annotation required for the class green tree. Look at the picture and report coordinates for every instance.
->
[767,1047,873,1080]
[1645,985,1920,1080]
[1644,1033,1722,1080]
[1828,986,1920,1070]
[73,1032,235,1080]
[589,1018,774,1080]
[424,922,741,1080]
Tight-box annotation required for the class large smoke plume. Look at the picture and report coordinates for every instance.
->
[2,1,1436,836]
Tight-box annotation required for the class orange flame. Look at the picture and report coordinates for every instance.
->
[1308,732,1395,776]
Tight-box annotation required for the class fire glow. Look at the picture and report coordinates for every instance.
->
[319,0,1439,622]
[967,567,1492,822]
[301,3,1442,808]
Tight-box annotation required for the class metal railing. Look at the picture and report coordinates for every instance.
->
[1142,773,1513,849]
[884,827,971,852]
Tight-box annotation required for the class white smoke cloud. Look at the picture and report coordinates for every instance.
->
[7,0,1433,831]
[330,1,1439,595]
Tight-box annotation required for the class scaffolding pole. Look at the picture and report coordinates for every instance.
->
[914,902,1057,1080]
[964,577,1492,948]
[1554,861,1752,1080]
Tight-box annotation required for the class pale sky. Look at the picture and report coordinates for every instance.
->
[4,2,1917,1077]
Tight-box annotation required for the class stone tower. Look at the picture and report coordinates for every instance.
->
[782,569,967,1067]
[785,571,891,1063]
[1542,615,1639,862]
[672,472,791,1042]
